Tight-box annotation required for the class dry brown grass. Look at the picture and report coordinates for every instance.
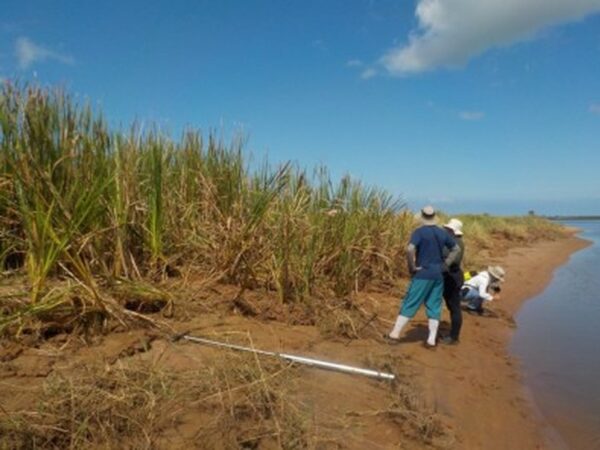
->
[316,298,381,341]
[354,353,455,449]
[0,352,315,450]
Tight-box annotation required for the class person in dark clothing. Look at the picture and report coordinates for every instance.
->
[440,218,465,345]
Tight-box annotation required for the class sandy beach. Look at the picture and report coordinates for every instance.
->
[413,232,590,448]
[0,233,589,448]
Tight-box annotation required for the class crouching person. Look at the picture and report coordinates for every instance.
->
[387,206,460,348]
[461,266,505,315]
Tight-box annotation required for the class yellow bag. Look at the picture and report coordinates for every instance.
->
[464,270,477,281]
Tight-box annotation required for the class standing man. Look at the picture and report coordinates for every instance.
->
[441,218,465,345]
[387,206,460,348]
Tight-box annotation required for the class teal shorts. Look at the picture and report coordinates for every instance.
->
[399,278,444,320]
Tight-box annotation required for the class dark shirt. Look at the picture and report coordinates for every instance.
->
[410,225,456,281]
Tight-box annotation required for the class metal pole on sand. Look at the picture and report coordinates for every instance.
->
[172,332,395,381]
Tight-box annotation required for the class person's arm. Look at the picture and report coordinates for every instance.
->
[406,243,418,275]
[478,277,494,301]
[406,230,421,276]
[444,244,460,268]
[442,231,459,268]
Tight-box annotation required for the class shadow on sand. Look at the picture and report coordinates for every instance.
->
[400,324,429,343]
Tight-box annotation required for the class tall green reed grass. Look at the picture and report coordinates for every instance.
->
[0,83,565,334]
[0,84,414,332]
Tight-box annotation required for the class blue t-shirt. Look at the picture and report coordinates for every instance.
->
[410,225,456,280]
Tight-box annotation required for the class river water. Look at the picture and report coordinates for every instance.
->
[511,221,600,449]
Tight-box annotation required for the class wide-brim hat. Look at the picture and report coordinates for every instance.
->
[420,205,437,225]
[488,265,505,282]
[444,218,463,236]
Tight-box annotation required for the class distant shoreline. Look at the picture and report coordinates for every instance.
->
[547,216,600,221]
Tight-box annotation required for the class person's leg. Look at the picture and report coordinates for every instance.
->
[443,273,453,310]
[389,315,410,339]
[424,279,444,346]
[389,279,427,339]
[448,297,463,339]
[461,286,479,302]
[467,295,485,313]
[427,318,439,346]
[443,274,460,341]
[461,286,482,311]
[459,286,473,306]
[447,272,464,341]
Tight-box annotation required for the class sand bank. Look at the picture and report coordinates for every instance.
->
[0,234,588,449]
[416,233,590,448]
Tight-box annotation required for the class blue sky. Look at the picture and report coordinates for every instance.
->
[2,0,600,215]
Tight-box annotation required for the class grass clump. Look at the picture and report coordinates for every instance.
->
[0,362,176,449]
[354,354,455,448]
[0,353,313,449]
[189,353,311,449]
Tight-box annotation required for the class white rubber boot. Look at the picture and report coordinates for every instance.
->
[427,318,440,346]
[389,315,410,339]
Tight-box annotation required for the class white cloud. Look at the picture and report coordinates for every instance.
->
[459,111,485,121]
[380,0,600,75]
[360,68,377,79]
[346,59,363,67]
[589,103,600,114]
[15,37,74,70]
